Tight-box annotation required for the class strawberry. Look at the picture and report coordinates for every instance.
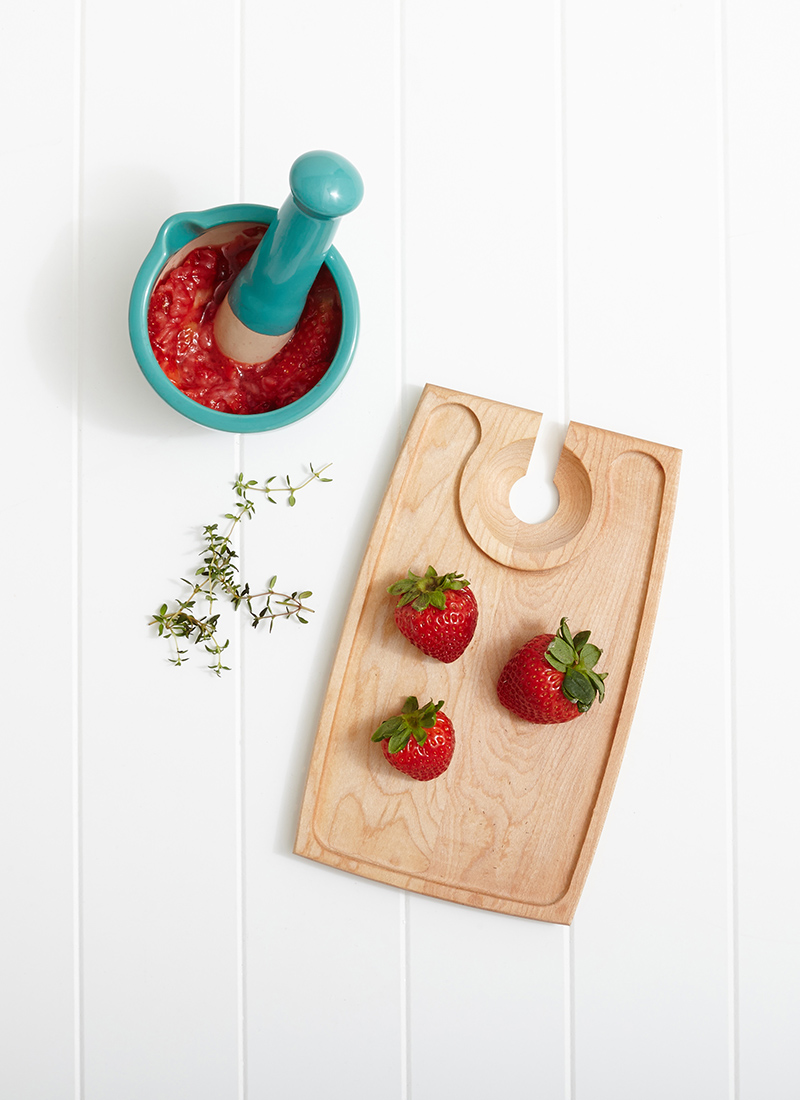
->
[497,617,607,724]
[371,696,455,781]
[388,566,478,663]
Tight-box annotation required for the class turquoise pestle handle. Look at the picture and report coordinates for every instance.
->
[227,151,363,337]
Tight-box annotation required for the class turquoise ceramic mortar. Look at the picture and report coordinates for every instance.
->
[128,201,359,433]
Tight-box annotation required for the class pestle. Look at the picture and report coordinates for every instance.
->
[214,150,363,364]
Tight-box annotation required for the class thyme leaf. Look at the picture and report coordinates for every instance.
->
[150,463,331,674]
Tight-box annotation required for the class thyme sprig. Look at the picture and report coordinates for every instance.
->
[150,463,332,674]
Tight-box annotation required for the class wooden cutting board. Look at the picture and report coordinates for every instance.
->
[295,384,681,923]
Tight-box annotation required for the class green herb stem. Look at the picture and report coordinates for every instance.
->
[150,463,331,674]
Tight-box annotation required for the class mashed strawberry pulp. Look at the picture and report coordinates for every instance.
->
[147,226,342,415]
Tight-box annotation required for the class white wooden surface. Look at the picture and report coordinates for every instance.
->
[2,1,798,1097]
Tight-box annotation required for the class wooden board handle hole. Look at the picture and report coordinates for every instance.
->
[509,417,567,525]
[460,434,595,570]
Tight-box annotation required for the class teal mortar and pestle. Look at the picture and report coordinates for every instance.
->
[129,150,364,432]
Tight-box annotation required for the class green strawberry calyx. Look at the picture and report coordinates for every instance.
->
[371,696,444,755]
[387,566,471,612]
[545,618,608,713]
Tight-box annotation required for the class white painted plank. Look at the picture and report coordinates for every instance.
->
[402,1,563,418]
[0,5,79,1098]
[561,1,732,1095]
[408,903,568,1099]
[402,2,570,1096]
[76,2,244,1096]
[726,3,800,1096]
[237,1,407,1096]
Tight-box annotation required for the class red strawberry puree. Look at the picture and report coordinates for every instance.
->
[147,226,342,415]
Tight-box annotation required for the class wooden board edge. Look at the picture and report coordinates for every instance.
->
[551,441,683,907]
[292,842,577,925]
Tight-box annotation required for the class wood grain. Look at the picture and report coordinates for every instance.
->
[295,384,681,923]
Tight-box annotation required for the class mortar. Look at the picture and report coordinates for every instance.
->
[129,153,362,433]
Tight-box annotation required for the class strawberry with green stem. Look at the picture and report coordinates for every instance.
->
[371,697,455,781]
[388,566,478,663]
[497,617,607,724]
